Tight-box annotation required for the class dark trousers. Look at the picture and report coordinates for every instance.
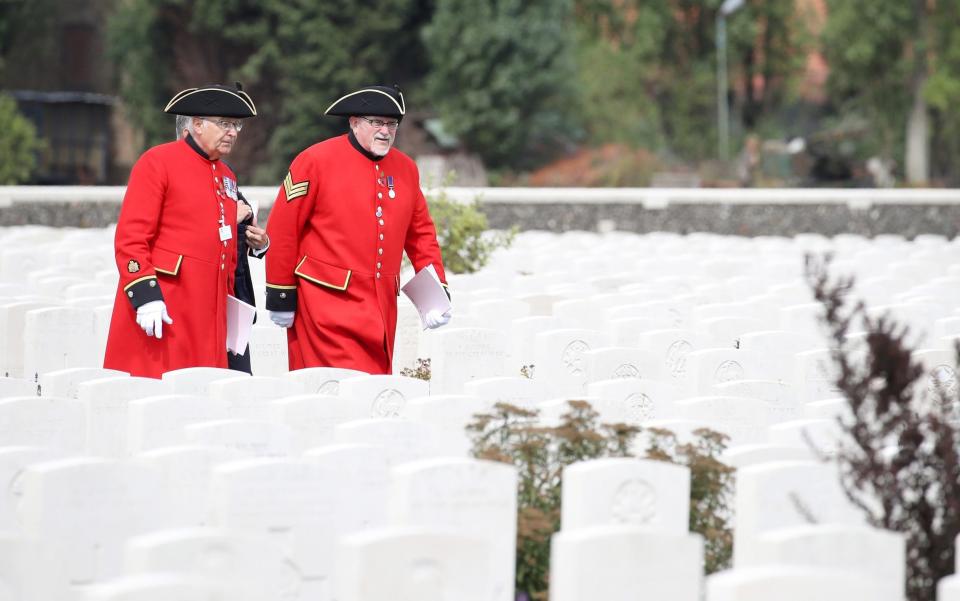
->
[228,347,252,374]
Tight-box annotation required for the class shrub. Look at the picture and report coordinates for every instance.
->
[0,93,42,184]
[467,400,733,600]
[399,357,431,381]
[806,254,960,601]
[425,181,516,274]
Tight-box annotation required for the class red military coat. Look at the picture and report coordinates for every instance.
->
[104,137,238,378]
[265,133,447,374]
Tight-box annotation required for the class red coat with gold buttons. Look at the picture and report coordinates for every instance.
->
[265,133,447,374]
[104,137,238,378]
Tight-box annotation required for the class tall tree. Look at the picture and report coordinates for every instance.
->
[108,0,432,183]
[573,0,808,162]
[423,0,580,170]
[822,0,951,184]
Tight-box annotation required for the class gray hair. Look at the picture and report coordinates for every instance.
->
[175,115,193,139]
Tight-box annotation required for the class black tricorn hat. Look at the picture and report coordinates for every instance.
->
[164,82,257,118]
[324,85,405,120]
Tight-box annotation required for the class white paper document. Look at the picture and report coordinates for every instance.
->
[401,264,452,330]
[226,294,257,354]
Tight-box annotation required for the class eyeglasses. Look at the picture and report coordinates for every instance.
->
[202,118,244,132]
[358,116,399,131]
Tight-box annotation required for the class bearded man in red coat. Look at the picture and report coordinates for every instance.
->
[264,85,451,374]
[103,84,257,378]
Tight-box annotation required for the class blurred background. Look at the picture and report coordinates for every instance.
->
[0,0,955,189]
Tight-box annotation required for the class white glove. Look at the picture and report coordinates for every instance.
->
[270,310,295,328]
[136,300,173,339]
[424,308,452,329]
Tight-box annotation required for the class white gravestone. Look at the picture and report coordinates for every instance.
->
[337,375,430,419]
[207,375,303,421]
[706,565,897,601]
[462,376,545,409]
[78,376,172,458]
[391,296,423,375]
[127,395,230,453]
[39,367,128,399]
[675,395,770,447]
[534,329,613,398]
[733,461,864,567]
[0,396,84,453]
[208,458,339,596]
[793,349,842,404]
[561,458,690,533]
[272,394,372,451]
[637,329,701,388]
[81,573,244,601]
[508,315,560,369]
[603,316,659,347]
[183,419,294,457]
[0,300,57,378]
[284,367,368,395]
[0,446,61,533]
[302,444,391,535]
[23,306,100,379]
[751,524,905,594]
[720,444,816,470]
[334,419,443,466]
[404,395,492,457]
[678,349,766,398]
[161,367,246,395]
[586,378,677,424]
[699,316,766,349]
[334,527,494,601]
[388,458,517,601]
[551,525,703,601]
[18,458,170,586]
[767,418,844,460]
[470,299,531,330]
[583,347,663,383]
[132,445,244,527]
[0,377,34,399]
[248,325,289,377]
[429,328,508,394]
[124,527,297,601]
[714,379,801,423]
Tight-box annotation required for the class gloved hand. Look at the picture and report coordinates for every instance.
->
[424,308,452,329]
[270,310,295,328]
[136,300,173,339]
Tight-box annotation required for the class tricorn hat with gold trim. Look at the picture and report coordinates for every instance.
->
[324,85,405,120]
[164,82,257,118]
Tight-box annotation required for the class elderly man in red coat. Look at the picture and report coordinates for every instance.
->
[103,84,257,378]
[265,84,451,374]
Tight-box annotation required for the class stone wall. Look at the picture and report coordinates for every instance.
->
[2,186,959,238]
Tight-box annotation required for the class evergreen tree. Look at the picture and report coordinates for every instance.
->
[822,0,960,184]
[0,93,41,184]
[108,0,432,183]
[573,0,809,162]
[423,0,580,170]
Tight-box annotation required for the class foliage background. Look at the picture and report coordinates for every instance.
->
[4,0,959,183]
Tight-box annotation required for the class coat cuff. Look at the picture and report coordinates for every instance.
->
[123,275,164,309]
[266,284,297,311]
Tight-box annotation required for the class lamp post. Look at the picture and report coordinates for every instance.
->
[716,0,745,161]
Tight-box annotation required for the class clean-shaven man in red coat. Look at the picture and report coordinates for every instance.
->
[103,84,257,378]
[265,84,451,374]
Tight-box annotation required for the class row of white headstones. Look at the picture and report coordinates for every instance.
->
[0,224,959,599]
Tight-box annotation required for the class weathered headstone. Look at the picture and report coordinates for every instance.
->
[561,458,690,533]
[551,526,703,601]
[388,458,517,601]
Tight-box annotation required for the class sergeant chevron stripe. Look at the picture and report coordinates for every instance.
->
[283,172,309,202]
